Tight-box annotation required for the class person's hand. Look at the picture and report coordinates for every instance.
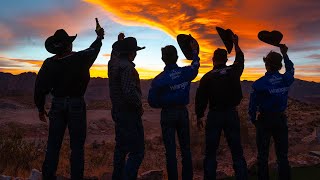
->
[96,28,105,39]
[249,118,257,127]
[279,44,288,55]
[197,118,204,130]
[252,121,257,127]
[190,39,198,52]
[232,34,239,45]
[118,33,125,41]
[139,108,144,117]
[39,110,48,122]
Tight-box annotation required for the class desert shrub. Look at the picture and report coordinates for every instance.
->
[0,124,44,176]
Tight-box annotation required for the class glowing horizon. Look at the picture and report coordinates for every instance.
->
[0,0,320,82]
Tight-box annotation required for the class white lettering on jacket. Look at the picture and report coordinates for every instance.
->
[169,70,182,80]
[268,87,289,94]
[170,81,189,91]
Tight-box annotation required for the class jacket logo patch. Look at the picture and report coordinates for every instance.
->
[170,81,189,90]
[269,75,282,84]
[169,70,182,80]
[211,67,232,75]
[268,87,289,94]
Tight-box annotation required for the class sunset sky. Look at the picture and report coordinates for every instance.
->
[1,0,319,82]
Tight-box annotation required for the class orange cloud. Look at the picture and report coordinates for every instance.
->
[84,0,320,82]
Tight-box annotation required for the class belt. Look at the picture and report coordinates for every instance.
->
[210,106,236,111]
[260,112,285,116]
[53,96,84,98]
[163,105,186,109]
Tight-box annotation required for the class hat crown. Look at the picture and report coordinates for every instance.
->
[113,37,143,53]
[53,29,70,42]
[45,29,76,54]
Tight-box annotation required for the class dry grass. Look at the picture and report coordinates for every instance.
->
[0,98,320,178]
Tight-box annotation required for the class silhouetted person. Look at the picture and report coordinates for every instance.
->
[148,42,199,180]
[195,34,248,180]
[108,37,145,180]
[34,27,104,180]
[249,44,293,180]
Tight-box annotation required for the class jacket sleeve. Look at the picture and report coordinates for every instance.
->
[34,60,51,112]
[195,76,209,119]
[78,38,102,68]
[181,50,200,81]
[248,85,258,123]
[283,53,294,86]
[231,50,245,78]
[121,66,142,110]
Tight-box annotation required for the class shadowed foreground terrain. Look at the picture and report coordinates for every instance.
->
[1,97,320,179]
[0,73,320,179]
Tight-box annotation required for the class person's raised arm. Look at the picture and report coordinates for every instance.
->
[182,39,200,81]
[280,44,294,85]
[231,34,244,78]
[78,27,105,68]
[232,34,244,65]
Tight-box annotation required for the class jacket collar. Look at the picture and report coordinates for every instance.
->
[265,71,280,76]
[164,63,178,71]
[213,64,226,69]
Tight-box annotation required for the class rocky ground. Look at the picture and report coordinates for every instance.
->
[0,96,320,179]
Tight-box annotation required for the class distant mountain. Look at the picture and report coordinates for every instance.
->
[0,72,319,104]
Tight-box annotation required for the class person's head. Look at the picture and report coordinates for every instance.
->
[45,29,76,55]
[120,51,137,62]
[263,51,283,72]
[115,37,144,62]
[212,48,228,66]
[161,45,178,65]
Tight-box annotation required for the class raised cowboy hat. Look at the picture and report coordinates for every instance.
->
[45,29,77,54]
[258,30,283,47]
[177,34,199,60]
[216,27,234,54]
[112,37,145,53]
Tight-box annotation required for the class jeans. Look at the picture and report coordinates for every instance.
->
[161,107,193,180]
[256,113,291,180]
[112,109,145,180]
[42,97,86,180]
[204,109,248,180]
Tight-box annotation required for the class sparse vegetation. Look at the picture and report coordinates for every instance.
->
[0,98,319,179]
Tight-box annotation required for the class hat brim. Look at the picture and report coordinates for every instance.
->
[258,30,283,47]
[112,41,146,54]
[216,27,234,54]
[45,34,77,54]
[177,34,199,60]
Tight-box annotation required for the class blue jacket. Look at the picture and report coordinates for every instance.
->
[148,52,200,108]
[248,53,294,123]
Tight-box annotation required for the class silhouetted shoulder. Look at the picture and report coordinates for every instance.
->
[252,76,267,90]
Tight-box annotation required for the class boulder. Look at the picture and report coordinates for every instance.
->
[29,169,42,180]
[139,170,163,180]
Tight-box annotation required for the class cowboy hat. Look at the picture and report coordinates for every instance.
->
[112,37,145,54]
[258,30,283,47]
[45,29,77,54]
[177,34,199,60]
[216,27,234,54]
